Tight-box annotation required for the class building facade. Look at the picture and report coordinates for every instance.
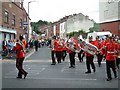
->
[38,13,95,39]
[99,0,120,37]
[0,0,29,51]
[66,13,94,33]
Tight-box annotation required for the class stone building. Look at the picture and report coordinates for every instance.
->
[0,0,29,51]
[66,13,95,33]
[99,0,120,37]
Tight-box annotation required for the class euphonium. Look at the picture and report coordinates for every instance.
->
[65,39,76,52]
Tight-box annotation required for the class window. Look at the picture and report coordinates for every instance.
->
[4,11,9,23]
[20,18,22,28]
[12,15,15,26]
[20,0,23,8]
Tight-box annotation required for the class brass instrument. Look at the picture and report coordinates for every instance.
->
[78,39,98,55]
[65,39,77,52]
[57,39,63,48]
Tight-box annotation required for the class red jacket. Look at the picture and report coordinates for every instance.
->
[93,39,99,48]
[61,42,66,51]
[117,43,120,58]
[12,42,25,58]
[51,39,57,51]
[105,41,117,61]
[54,41,63,52]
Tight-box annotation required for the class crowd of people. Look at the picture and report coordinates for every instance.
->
[2,37,50,57]
[2,38,27,58]
[50,34,120,81]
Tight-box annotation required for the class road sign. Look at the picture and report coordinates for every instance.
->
[24,22,28,26]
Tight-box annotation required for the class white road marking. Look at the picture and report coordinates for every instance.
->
[3,76,97,81]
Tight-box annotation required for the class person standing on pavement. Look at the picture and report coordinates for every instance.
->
[34,38,39,51]
[85,36,96,74]
[104,36,117,81]
[12,35,28,79]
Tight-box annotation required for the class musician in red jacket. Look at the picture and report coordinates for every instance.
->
[85,36,96,73]
[67,36,78,68]
[61,39,67,61]
[54,37,63,64]
[51,36,57,65]
[105,36,117,81]
[12,35,28,79]
[93,36,103,67]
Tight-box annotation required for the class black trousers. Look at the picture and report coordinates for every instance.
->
[78,50,84,62]
[16,58,27,77]
[61,50,67,61]
[106,60,117,79]
[51,50,56,64]
[69,52,76,67]
[56,51,62,63]
[35,46,38,51]
[116,58,120,69]
[97,53,103,66]
[86,55,95,72]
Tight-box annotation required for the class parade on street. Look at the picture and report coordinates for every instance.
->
[1,0,120,90]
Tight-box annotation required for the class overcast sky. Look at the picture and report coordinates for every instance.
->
[23,0,99,23]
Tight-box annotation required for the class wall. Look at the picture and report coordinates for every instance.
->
[99,0,120,37]
[66,13,94,33]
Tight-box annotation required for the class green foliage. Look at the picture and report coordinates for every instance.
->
[89,23,99,33]
[67,29,87,38]
[30,20,52,35]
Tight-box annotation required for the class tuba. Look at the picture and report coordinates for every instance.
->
[78,39,98,55]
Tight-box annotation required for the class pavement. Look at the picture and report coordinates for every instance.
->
[2,48,35,61]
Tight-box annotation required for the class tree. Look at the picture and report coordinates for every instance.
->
[89,23,99,33]
[30,20,51,35]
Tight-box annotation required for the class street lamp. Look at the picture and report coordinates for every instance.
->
[27,1,38,42]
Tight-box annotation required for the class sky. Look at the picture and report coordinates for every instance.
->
[23,0,99,23]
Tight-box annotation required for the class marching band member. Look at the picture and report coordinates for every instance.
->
[66,36,78,68]
[94,36,103,67]
[51,36,57,65]
[78,43,84,62]
[61,39,67,61]
[54,37,63,64]
[104,36,117,81]
[85,36,96,74]
[12,35,28,79]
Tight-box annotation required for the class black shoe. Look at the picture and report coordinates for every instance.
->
[106,78,112,81]
[93,69,96,72]
[51,63,56,65]
[16,77,22,79]
[72,66,75,68]
[69,66,73,68]
[115,75,117,78]
[85,71,91,74]
[24,73,28,79]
